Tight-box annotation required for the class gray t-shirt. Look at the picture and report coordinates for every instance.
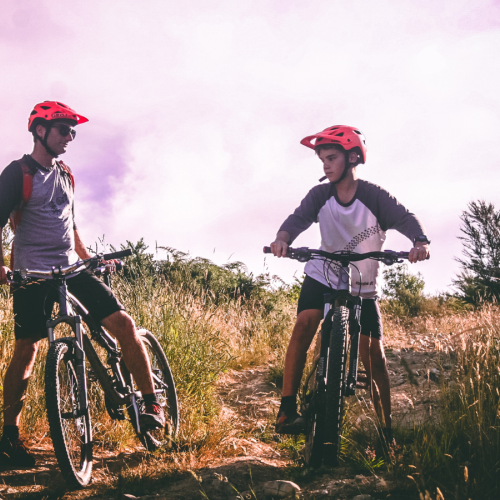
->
[0,155,78,270]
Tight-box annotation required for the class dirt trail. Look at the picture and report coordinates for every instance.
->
[0,350,449,499]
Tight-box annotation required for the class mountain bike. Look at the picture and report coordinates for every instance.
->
[8,250,179,488]
[264,246,410,467]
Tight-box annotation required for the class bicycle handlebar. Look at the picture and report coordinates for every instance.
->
[7,248,133,284]
[263,246,410,265]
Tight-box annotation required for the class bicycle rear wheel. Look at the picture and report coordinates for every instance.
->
[125,329,179,451]
[323,306,350,466]
[45,338,93,488]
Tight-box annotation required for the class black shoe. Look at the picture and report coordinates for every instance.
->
[275,409,305,435]
[0,435,36,468]
[139,403,165,430]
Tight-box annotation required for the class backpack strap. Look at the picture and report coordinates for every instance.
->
[58,160,75,191]
[9,159,34,232]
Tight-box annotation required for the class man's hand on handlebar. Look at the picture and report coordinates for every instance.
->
[409,242,430,264]
[0,265,10,285]
[100,259,120,274]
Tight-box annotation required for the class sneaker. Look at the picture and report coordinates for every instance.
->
[275,409,306,435]
[139,403,165,430]
[0,435,36,468]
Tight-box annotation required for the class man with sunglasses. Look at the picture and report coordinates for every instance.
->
[0,101,165,468]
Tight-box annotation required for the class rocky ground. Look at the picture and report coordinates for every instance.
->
[0,345,450,500]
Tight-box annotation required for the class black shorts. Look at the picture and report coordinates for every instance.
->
[297,275,383,340]
[13,270,125,340]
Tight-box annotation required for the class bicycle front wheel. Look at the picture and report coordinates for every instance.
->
[304,333,326,468]
[125,329,179,451]
[324,305,350,466]
[45,338,93,488]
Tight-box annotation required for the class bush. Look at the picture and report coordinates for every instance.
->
[381,263,426,317]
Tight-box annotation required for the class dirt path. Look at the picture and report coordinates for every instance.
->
[0,350,449,499]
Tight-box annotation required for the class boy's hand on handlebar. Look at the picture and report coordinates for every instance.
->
[270,240,289,257]
[0,265,10,285]
[409,243,430,263]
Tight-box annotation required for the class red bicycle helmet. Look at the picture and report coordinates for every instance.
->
[300,125,367,163]
[28,101,88,131]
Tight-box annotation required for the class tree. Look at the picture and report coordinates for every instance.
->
[453,200,500,305]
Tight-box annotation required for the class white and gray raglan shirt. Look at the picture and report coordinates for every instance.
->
[279,180,426,299]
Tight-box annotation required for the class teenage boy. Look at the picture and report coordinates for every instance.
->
[269,125,430,436]
[0,101,165,467]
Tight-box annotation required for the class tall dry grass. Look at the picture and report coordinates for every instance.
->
[0,262,295,456]
[340,302,500,499]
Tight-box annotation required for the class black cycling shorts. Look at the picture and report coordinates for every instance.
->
[297,275,383,340]
[12,270,125,340]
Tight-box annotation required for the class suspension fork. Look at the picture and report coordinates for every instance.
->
[47,280,91,431]
[345,296,362,396]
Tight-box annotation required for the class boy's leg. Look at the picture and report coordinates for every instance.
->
[359,335,391,429]
[276,308,323,434]
[282,309,323,397]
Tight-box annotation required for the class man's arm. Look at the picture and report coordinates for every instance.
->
[74,229,93,260]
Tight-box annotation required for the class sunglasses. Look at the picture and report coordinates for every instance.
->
[53,123,77,139]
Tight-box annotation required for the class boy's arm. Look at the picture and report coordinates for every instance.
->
[271,184,332,257]
[373,186,430,263]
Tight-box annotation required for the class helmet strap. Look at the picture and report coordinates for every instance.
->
[332,152,351,185]
[34,123,59,158]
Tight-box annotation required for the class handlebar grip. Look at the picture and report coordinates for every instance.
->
[103,249,132,260]
[263,246,272,254]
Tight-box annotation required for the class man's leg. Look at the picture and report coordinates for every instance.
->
[3,338,40,426]
[359,335,391,429]
[0,337,40,467]
[100,311,154,396]
[100,311,164,429]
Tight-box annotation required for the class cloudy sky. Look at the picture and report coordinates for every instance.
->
[1,0,500,293]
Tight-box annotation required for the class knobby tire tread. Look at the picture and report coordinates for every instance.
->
[304,329,327,468]
[45,339,93,488]
[324,306,349,466]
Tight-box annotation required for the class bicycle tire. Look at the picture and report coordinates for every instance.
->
[124,329,179,451]
[45,338,93,488]
[323,306,350,466]
[304,334,326,468]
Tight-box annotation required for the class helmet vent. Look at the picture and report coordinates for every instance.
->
[334,132,344,137]
[353,130,362,134]
[30,110,37,116]
[41,106,51,110]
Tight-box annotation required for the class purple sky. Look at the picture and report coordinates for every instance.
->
[2,0,500,293]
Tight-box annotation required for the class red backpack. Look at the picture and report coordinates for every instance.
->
[9,158,75,268]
